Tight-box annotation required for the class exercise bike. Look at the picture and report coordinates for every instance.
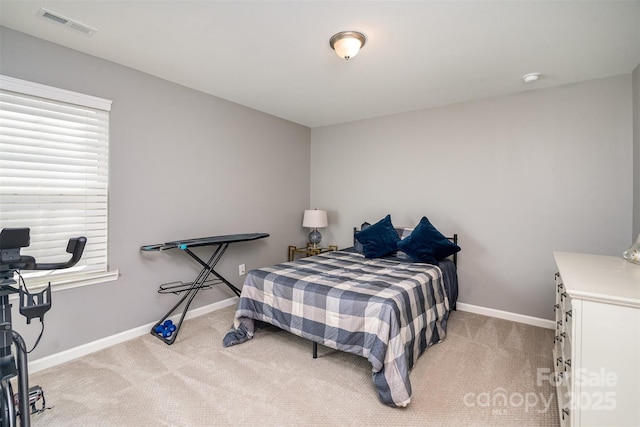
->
[0,228,86,427]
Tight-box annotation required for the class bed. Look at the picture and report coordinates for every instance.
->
[223,215,460,407]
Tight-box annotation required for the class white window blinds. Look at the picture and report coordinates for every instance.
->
[0,75,112,282]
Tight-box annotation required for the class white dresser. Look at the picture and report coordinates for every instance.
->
[553,251,640,426]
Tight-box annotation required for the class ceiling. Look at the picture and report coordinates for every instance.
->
[1,1,639,128]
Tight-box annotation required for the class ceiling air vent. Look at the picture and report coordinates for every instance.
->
[36,8,97,37]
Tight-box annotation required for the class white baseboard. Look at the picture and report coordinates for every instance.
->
[456,302,555,329]
[29,297,238,374]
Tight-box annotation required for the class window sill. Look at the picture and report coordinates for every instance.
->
[14,269,120,294]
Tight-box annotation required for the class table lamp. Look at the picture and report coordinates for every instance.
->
[303,209,328,249]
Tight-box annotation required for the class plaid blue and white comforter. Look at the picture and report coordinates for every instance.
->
[227,250,450,407]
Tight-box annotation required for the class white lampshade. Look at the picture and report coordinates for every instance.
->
[330,31,366,60]
[333,37,362,59]
[302,210,328,228]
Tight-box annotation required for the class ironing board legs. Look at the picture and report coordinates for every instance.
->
[150,243,238,344]
[182,246,241,297]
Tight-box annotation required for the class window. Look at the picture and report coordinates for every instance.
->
[0,75,116,289]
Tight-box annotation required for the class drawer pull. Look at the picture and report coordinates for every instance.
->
[556,356,563,366]
[565,310,572,321]
[562,408,570,420]
[561,292,568,301]
[554,303,560,312]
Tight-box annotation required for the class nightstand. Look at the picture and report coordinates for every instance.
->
[288,243,338,261]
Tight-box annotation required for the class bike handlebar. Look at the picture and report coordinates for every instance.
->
[25,236,87,271]
[0,228,87,272]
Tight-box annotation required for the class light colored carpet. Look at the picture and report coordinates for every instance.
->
[27,306,560,426]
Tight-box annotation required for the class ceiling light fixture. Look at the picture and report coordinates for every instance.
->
[330,31,366,60]
[522,72,542,83]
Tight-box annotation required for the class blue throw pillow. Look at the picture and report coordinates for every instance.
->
[355,215,400,258]
[397,216,461,264]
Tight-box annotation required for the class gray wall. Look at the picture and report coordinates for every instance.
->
[311,75,633,320]
[633,63,640,241]
[0,27,311,359]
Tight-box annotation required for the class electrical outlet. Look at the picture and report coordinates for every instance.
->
[239,264,246,276]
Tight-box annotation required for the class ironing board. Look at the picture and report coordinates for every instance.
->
[141,233,269,344]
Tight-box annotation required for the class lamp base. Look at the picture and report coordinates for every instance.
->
[308,229,322,249]
[623,241,640,265]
